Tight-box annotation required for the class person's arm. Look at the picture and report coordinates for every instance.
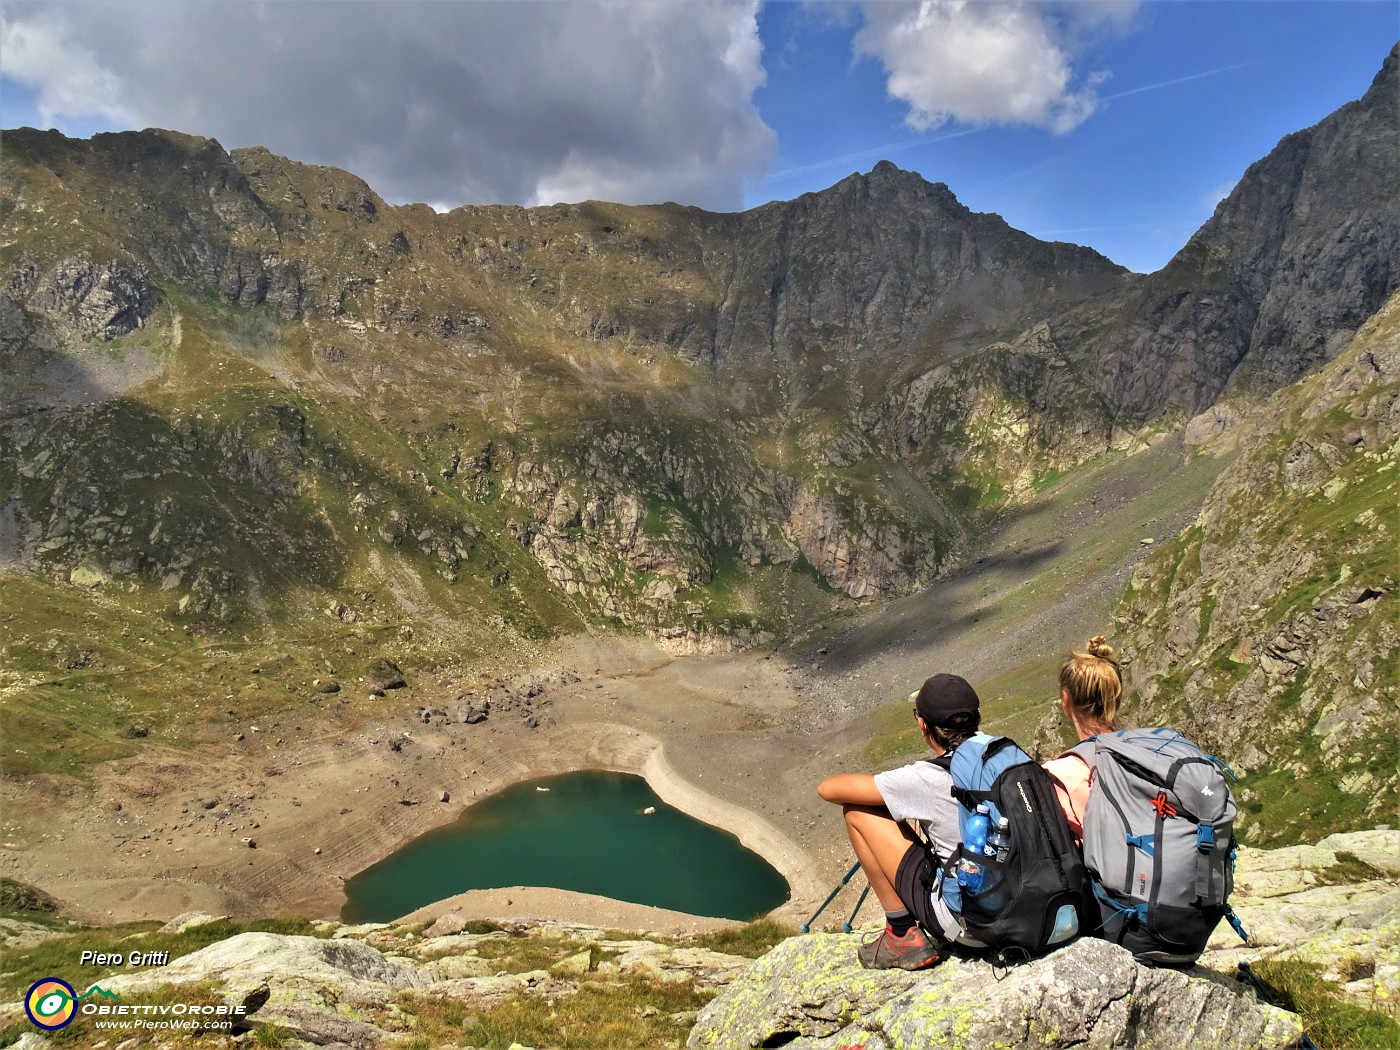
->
[817,773,886,806]
[1042,755,1090,839]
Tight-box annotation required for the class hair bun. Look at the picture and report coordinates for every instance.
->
[1087,635,1115,660]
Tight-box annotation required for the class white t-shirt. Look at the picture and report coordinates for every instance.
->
[872,757,983,946]
[873,759,959,861]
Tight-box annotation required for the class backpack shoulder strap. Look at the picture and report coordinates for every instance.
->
[948,734,1028,813]
[981,736,1021,761]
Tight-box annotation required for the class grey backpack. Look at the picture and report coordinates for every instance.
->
[1067,728,1248,966]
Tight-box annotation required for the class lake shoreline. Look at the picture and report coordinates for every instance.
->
[0,635,846,935]
[341,768,792,928]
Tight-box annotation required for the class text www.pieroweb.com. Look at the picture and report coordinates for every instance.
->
[84,1002,248,1031]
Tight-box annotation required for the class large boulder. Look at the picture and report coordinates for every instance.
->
[99,931,426,1045]
[1317,829,1400,875]
[687,935,1302,1050]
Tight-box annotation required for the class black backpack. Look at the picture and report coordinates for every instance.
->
[932,733,1090,959]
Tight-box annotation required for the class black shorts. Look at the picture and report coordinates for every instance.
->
[894,842,941,935]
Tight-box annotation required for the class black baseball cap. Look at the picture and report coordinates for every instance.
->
[911,673,980,726]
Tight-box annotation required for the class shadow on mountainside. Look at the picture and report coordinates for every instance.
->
[811,541,1066,674]
[791,433,1233,731]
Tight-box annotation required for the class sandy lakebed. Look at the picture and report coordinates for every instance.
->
[0,633,873,936]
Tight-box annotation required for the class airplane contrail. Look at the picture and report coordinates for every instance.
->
[764,60,1260,188]
[767,127,985,184]
[1101,60,1262,102]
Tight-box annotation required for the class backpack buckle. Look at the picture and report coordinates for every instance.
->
[1126,833,1155,856]
[1196,825,1216,855]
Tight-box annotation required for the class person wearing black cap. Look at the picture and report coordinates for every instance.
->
[817,672,986,969]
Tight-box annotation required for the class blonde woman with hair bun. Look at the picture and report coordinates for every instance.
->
[1043,634,1124,841]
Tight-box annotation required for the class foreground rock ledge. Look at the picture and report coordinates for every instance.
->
[90,921,752,1047]
[687,935,1303,1050]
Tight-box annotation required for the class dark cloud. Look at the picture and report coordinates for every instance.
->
[2,0,775,210]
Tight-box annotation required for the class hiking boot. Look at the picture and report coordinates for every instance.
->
[857,924,941,970]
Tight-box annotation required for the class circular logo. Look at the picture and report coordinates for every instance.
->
[25,978,77,1031]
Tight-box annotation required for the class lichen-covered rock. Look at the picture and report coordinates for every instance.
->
[423,970,553,1006]
[424,911,468,937]
[597,940,754,987]
[1318,829,1400,874]
[98,931,426,1045]
[687,936,1302,1050]
[156,911,229,934]
[1199,830,1400,1010]
[0,917,57,952]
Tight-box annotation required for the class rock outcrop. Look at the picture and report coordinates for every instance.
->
[99,931,428,1046]
[23,255,161,342]
[91,920,754,1048]
[693,829,1399,1049]
[689,936,1301,1050]
[691,834,1400,1047]
[3,832,1393,1049]
[1116,290,1400,841]
[1201,828,1400,1008]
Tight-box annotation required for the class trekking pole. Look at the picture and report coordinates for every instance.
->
[841,882,871,933]
[800,861,862,933]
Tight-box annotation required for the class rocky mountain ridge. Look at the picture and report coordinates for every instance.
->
[1111,289,1400,842]
[1,45,1395,649]
[0,49,1398,874]
[1064,43,1399,423]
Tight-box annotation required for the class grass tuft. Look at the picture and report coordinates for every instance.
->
[1250,958,1400,1049]
[0,877,61,920]
[686,918,796,959]
[1313,851,1386,887]
[401,972,711,1049]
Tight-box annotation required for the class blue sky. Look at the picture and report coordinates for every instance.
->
[752,1,1395,270]
[1,1,1395,272]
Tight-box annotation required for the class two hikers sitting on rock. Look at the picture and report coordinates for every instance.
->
[816,636,1121,970]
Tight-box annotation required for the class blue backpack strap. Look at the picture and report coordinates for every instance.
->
[948,733,996,816]
[980,736,1022,760]
[951,785,994,811]
[949,734,1032,827]
[1093,882,1149,925]
[923,748,965,915]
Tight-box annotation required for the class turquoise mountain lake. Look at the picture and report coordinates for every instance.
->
[341,770,790,923]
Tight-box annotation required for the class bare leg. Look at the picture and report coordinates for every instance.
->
[842,804,919,912]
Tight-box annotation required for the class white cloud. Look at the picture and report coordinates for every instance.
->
[0,0,775,211]
[854,0,1134,134]
[0,12,132,124]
